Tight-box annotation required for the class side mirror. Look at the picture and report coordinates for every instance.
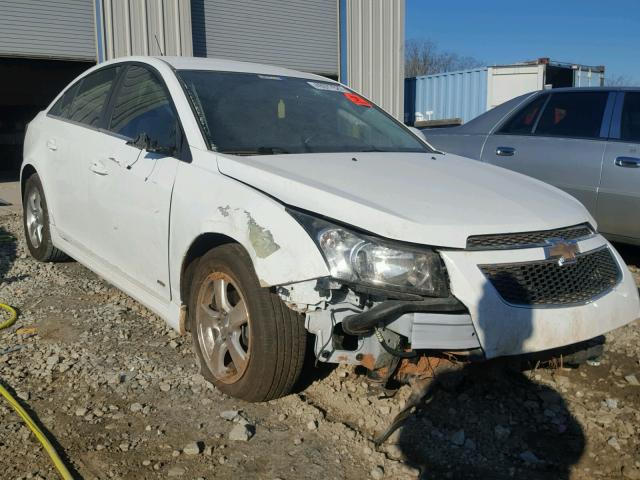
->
[127,132,175,156]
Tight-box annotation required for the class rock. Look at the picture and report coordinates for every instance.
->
[450,429,465,446]
[608,436,621,451]
[159,382,171,392]
[167,466,185,477]
[464,438,476,450]
[229,423,254,441]
[220,410,239,421]
[16,390,29,401]
[75,407,87,417]
[119,442,130,452]
[307,420,318,431]
[520,451,542,464]
[183,442,202,455]
[494,425,511,440]
[624,374,640,386]
[370,466,384,479]
[129,402,143,413]
[46,354,60,366]
[605,398,619,409]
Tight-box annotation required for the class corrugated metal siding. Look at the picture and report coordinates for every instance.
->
[574,68,605,87]
[192,0,338,75]
[101,0,193,59]
[407,68,488,124]
[345,0,404,120]
[0,0,96,60]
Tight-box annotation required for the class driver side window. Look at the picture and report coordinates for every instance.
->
[108,65,177,151]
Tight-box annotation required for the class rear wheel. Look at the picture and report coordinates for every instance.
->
[22,173,67,262]
[189,244,306,401]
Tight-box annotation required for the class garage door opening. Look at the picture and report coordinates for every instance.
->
[0,57,93,178]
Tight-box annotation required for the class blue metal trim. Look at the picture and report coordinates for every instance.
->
[609,92,625,139]
[339,0,347,84]
[94,0,105,63]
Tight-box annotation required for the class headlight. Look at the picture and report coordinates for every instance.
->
[289,210,448,296]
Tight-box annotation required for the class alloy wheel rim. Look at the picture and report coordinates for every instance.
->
[26,189,44,249]
[196,272,251,384]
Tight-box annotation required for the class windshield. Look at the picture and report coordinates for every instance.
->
[177,70,431,155]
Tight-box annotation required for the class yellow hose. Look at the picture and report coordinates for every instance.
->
[0,303,73,479]
[0,303,17,330]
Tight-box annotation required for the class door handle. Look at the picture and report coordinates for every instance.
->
[615,156,640,168]
[90,160,108,176]
[107,155,121,166]
[46,139,57,151]
[496,146,515,156]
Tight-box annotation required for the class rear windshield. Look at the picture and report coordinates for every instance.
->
[177,70,430,155]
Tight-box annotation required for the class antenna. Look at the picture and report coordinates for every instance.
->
[154,34,165,56]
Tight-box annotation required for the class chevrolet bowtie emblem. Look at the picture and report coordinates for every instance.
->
[544,238,580,266]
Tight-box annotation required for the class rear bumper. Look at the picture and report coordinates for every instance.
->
[440,235,640,359]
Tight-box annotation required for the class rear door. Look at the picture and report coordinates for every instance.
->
[87,64,181,300]
[44,66,121,247]
[481,91,612,213]
[596,92,640,242]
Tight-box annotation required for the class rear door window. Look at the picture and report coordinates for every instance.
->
[68,66,120,127]
[108,65,177,150]
[49,83,80,119]
[534,92,608,139]
[498,94,548,135]
[620,92,640,143]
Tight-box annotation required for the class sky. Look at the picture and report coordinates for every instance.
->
[405,0,640,83]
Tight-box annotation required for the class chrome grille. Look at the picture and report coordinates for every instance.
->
[466,224,594,250]
[479,247,620,306]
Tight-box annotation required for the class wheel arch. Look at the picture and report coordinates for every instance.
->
[179,232,244,307]
[20,164,37,200]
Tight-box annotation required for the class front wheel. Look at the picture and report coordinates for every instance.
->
[189,244,306,402]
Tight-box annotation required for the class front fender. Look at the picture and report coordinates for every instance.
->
[169,154,329,302]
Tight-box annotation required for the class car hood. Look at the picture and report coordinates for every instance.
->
[216,152,594,249]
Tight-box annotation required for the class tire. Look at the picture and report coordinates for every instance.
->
[22,173,68,262]
[189,244,306,402]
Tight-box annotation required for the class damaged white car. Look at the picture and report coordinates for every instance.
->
[22,57,640,401]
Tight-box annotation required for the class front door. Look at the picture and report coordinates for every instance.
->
[87,64,181,301]
[597,92,640,242]
[482,91,612,214]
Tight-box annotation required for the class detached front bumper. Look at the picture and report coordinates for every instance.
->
[440,235,640,359]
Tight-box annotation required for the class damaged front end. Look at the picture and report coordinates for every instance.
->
[277,276,483,385]
[276,208,485,384]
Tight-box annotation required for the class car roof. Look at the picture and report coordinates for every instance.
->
[102,55,329,82]
[545,86,640,93]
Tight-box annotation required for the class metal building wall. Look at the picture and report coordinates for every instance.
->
[191,0,338,76]
[99,0,193,61]
[0,0,95,61]
[407,68,488,124]
[344,0,404,120]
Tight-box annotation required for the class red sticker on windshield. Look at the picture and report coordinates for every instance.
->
[343,92,371,107]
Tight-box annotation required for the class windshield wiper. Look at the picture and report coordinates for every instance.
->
[222,146,290,156]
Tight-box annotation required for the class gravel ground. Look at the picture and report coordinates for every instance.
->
[1,211,639,480]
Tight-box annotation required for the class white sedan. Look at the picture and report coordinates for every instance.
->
[21,56,640,401]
